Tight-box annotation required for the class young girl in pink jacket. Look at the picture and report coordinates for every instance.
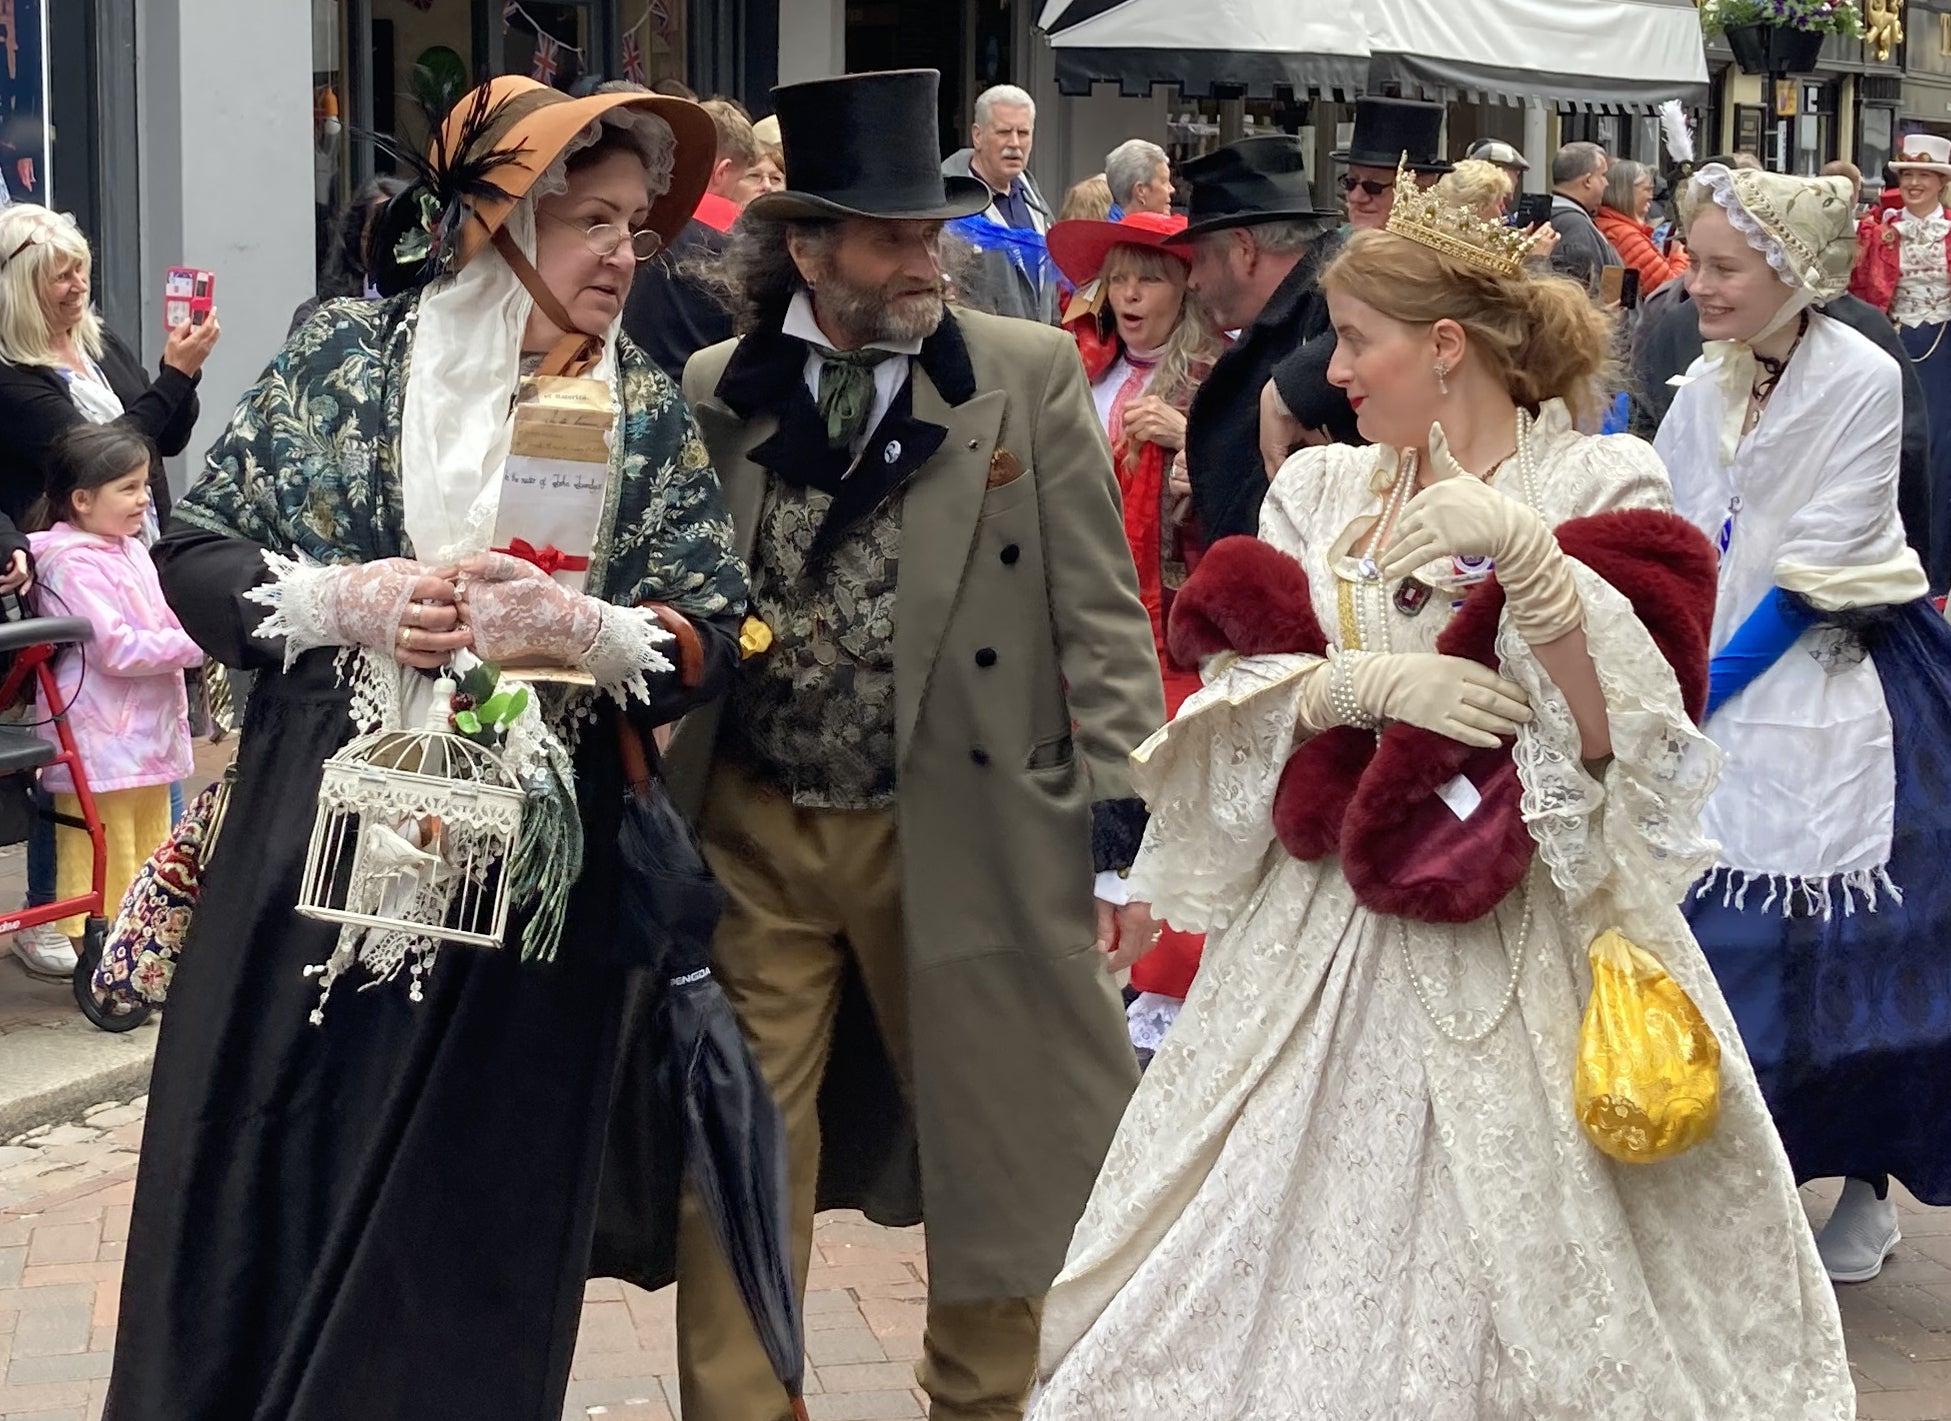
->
[29,424,203,940]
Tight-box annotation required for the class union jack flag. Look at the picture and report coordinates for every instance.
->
[530,31,561,85]
[502,0,518,29]
[650,0,675,42]
[622,30,647,86]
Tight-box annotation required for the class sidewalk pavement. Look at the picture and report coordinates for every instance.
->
[0,1099,1941,1420]
[0,738,232,1145]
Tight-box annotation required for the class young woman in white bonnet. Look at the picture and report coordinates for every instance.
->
[103,78,746,1419]
[1657,161,1951,1286]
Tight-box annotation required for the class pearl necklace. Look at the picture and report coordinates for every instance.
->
[1383,408,1539,1047]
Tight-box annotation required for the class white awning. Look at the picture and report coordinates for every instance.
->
[1035,0,1372,101]
[1037,0,1709,110]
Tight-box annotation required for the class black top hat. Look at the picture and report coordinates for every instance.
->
[745,69,990,222]
[1164,136,1327,241]
[1331,97,1453,174]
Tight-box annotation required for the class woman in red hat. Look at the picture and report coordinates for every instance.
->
[1048,211,1225,1049]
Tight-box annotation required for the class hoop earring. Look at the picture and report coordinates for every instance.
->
[1434,361,1451,396]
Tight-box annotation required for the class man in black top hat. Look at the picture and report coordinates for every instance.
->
[1169,135,1351,543]
[664,66,1161,1421]
[1331,96,1453,232]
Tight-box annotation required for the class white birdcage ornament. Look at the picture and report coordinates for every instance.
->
[297,676,526,1021]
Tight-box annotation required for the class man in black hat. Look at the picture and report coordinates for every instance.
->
[1330,96,1453,232]
[1169,135,1350,543]
[665,67,1162,1421]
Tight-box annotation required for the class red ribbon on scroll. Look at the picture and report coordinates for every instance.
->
[494,539,591,576]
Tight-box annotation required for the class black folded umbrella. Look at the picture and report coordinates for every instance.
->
[609,723,808,1419]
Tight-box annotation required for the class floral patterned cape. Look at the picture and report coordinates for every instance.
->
[173,292,746,621]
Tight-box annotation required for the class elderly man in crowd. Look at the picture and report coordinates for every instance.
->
[1548,141,1624,293]
[673,67,1161,1421]
[942,83,1058,320]
[1106,137,1173,217]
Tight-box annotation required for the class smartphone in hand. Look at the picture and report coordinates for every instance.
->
[163,267,216,330]
[1512,192,1554,229]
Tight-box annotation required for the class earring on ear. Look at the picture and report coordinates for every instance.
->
[1434,361,1451,396]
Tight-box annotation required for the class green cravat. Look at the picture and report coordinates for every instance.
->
[813,345,898,451]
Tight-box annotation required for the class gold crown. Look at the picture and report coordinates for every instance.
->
[1384,156,1540,278]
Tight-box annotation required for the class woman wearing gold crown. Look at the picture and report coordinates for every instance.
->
[1029,168,1851,1419]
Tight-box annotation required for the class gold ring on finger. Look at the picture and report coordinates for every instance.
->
[399,625,414,648]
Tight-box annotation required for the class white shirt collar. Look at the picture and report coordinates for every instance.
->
[782,289,925,357]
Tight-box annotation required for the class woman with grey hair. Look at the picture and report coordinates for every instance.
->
[102,78,745,1420]
[1596,157,1690,296]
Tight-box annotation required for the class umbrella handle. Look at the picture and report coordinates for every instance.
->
[641,601,705,687]
[791,1399,810,1421]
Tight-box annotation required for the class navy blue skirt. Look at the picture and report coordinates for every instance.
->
[1686,600,1951,1204]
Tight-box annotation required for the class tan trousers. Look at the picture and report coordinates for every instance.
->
[676,763,1043,1421]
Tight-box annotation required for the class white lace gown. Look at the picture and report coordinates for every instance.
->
[1030,404,1853,1420]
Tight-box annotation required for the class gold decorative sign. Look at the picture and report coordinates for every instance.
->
[1865,0,1904,63]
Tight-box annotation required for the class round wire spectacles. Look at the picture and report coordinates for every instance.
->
[545,214,663,262]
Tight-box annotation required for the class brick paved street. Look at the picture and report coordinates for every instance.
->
[0,1098,1944,1419]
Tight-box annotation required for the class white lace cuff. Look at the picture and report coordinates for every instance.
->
[1501,562,1724,924]
[243,550,341,670]
[581,602,676,704]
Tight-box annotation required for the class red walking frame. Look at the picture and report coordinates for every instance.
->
[0,615,142,1031]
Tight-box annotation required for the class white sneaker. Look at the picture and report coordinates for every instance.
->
[1817,1177,1902,1283]
[11,923,77,979]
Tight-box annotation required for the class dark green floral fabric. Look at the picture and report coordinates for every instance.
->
[726,482,900,809]
[175,292,747,618]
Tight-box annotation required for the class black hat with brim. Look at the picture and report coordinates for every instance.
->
[1164,135,1327,242]
[1331,96,1453,174]
[744,68,992,223]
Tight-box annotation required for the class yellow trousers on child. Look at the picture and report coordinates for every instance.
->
[53,785,172,938]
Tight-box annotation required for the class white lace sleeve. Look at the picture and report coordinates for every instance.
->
[580,602,675,705]
[243,550,344,670]
[1499,562,1723,927]
[1124,652,1321,933]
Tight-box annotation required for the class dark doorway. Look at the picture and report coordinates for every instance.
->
[847,0,968,159]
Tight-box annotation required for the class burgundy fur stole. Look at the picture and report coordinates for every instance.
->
[1163,511,1717,925]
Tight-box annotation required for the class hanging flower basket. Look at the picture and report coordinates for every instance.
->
[1724,22,1826,74]
[1701,0,1863,74]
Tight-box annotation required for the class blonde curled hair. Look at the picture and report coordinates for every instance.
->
[1432,159,1514,222]
[0,207,102,369]
[1323,228,1615,426]
[1098,242,1224,411]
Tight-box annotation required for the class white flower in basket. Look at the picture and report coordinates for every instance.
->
[297,677,526,1021]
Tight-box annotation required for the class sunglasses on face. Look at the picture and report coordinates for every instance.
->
[1339,175,1396,198]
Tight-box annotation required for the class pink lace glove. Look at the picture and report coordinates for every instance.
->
[454,552,676,699]
[310,558,468,670]
[454,552,601,663]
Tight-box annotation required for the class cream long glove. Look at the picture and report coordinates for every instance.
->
[1377,422,1584,644]
[1290,650,1534,749]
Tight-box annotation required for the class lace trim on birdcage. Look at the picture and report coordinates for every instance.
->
[584,602,675,705]
[246,550,344,671]
[301,645,593,1023]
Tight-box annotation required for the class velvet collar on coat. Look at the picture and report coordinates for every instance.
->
[710,300,980,559]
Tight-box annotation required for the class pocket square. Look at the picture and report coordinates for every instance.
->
[987,448,1025,489]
